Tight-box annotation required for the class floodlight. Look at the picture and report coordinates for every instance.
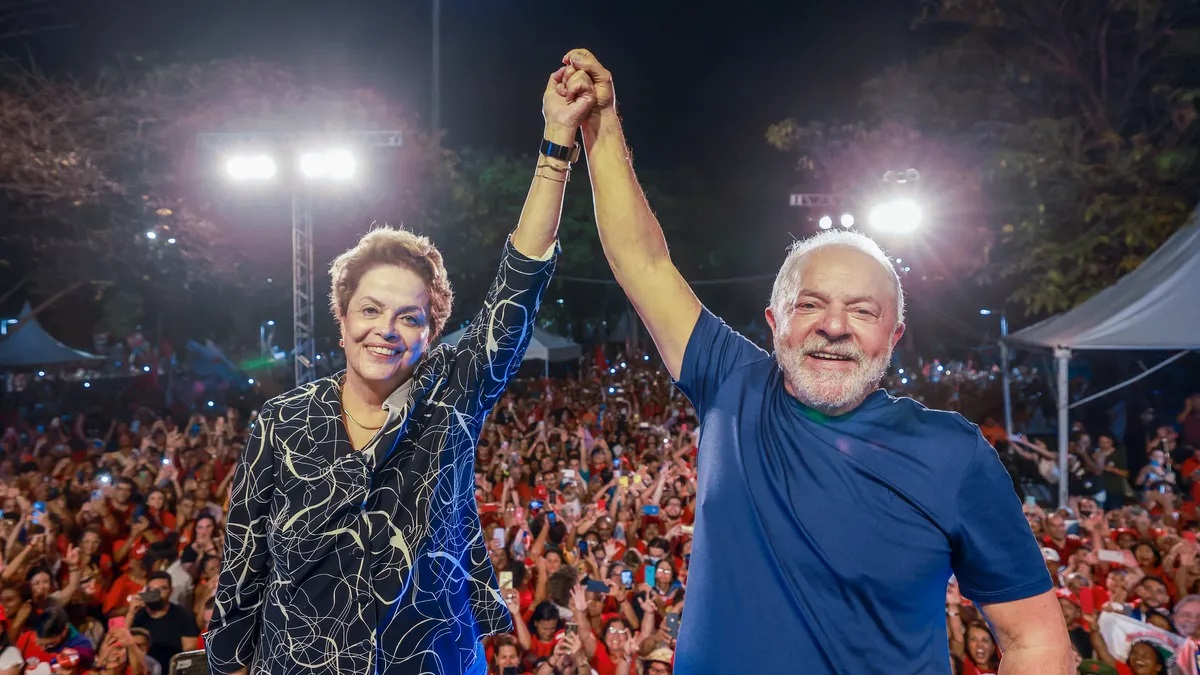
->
[299,148,356,180]
[226,154,277,181]
[868,198,921,233]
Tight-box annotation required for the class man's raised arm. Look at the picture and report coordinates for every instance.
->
[566,49,701,380]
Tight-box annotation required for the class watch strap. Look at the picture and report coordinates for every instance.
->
[540,138,580,164]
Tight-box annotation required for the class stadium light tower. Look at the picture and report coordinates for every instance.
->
[791,169,924,237]
[198,131,403,386]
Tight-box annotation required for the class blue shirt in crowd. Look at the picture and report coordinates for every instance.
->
[672,309,1051,675]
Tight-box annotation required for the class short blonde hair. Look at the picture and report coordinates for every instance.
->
[328,226,454,341]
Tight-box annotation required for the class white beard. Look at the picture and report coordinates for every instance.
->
[774,334,893,415]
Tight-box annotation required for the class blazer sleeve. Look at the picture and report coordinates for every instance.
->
[451,235,557,419]
[206,401,277,675]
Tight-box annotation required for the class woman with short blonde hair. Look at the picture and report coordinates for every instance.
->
[208,63,601,675]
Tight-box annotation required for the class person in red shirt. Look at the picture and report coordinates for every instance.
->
[489,634,529,675]
[583,617,633,675]
[144,489,176,533]
[959,622,1000,675]
[111,515,160,573]
[1042,513,1085,563]
[102,555,150,618]
[105,478,137,530]
[16,606,95,671]
[85,630,138,675]
[77,529,115,586]
[522,602,564,671]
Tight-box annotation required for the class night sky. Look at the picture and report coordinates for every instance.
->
[9,0,961,346]
[19,0,919,198]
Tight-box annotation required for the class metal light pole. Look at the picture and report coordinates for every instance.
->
[259,320,276,357]
[1056,346,1072,509]
[1000,311,1013,438]
[983,308,1015,438]
[198,131,404,386]
[291,189,315,385]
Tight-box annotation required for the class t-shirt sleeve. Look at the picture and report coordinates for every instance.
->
[673,307,769,419]
[950,437,1053,604]
[180,545,198,564]
[181,606,201,637]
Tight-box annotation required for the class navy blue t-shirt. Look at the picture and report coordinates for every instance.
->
[672,309,1050,675]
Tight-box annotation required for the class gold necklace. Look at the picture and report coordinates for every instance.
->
[343,405,384,431]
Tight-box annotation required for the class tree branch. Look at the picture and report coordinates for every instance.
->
[3,279,109,339]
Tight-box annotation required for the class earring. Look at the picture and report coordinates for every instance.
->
[339,339,345,347]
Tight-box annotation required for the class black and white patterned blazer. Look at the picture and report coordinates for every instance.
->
[206,239,557,675]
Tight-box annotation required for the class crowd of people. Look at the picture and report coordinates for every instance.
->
[0,348,1198,674]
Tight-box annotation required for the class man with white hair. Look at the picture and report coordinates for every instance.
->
[555,48,1071,674]
[1173,595,1200,639]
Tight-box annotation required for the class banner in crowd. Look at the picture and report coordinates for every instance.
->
[1177,639,1200,675]
[1098,611,1185,666]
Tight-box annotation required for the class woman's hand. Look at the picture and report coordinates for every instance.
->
[604,539,620,559]
[637,595,657,616]
[131,517,150,538]
[65,544,81,571]
[608,580,628,604]
[556,630,582,656]
[543,64,598,137]
[945,583,963,608]
[502,588,521,616]
[622,635,641,660]
[569,584,588,614]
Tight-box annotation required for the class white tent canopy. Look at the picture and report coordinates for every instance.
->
[440,324,581,375]
[1006,214,1200,507]
[0,303,103,368]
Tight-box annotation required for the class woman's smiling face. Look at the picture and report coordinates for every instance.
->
[339,264,432,389]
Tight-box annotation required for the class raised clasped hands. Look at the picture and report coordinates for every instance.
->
[543,55,597,139]
[543,49,614,139]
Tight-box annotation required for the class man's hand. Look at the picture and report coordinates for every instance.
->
[126,593,146,616]
[559,49,614,126]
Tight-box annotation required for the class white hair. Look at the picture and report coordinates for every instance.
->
[769,229,905,324]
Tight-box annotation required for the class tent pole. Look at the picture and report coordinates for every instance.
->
[1056,346,1071,509]
[1001,312,1013,438]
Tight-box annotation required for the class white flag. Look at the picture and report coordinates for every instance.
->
[1098,611,1185,664]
